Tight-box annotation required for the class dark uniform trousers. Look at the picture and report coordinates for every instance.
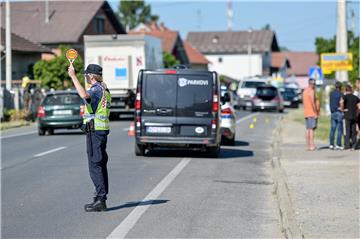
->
[86,132,109,201]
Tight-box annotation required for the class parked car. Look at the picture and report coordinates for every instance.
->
[37,90,84,135]
[281,87,300,108]
[251,85,284,112]
[134,69,221,157]
[236,77,268,110]
[220,91,236,145]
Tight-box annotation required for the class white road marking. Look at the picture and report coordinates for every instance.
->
[0,130,37,139]
[33,146,67,158]
[107,158,192,239]
[294,160,359,166]
[236,113,259,124]
[122,128,130,131]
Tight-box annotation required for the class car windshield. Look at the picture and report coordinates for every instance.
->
[257,87,277,96]
[242,81,265,88]
[43,94,82,106]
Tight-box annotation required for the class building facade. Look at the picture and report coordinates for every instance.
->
[187,30,280,80]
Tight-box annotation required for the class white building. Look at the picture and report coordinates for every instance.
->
[187,30,280,80]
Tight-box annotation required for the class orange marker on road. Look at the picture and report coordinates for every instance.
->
[128,122,135,136]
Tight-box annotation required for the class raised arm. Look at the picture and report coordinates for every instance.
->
[68,64,90,99]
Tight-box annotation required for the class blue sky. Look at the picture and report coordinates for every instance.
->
[109,0,360,52]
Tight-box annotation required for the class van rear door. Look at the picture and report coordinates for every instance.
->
[141,73,177,137]
[176,74,213,137]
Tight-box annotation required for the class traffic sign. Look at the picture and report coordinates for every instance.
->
[320,53,353,74]
[66,49,78,65]
[309,66,323,81]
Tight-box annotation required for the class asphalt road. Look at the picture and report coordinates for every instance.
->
[2,110,283,238]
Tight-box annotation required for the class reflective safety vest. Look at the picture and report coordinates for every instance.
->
[83,87,111,131]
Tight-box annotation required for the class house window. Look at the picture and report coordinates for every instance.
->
[95,16,105,33]
[218,57,223,63]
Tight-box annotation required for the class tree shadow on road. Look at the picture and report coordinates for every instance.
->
[107,199,169,212]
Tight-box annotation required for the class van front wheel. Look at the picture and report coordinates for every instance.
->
[135,143,145,156]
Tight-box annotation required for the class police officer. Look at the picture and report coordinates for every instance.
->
[68,64,111,212]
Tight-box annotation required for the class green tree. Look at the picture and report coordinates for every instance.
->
[315,32,359,85]
[118,0,159,31]
[163,51,179,68]
[261,23,271,30]
[33,45,84,90]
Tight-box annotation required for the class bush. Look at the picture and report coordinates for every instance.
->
[33,45,84,90]
[2,109,28,122]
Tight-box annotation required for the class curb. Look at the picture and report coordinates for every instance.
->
[271,116,304,239]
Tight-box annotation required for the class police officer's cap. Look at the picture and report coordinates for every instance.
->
[84,64,102,76]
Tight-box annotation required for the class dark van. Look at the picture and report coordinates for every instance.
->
[134,69,221,157]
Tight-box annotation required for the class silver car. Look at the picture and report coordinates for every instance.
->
[251,85,284,113]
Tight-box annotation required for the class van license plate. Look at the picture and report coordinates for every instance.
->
[54,110,72,115]
[146,127,171,134]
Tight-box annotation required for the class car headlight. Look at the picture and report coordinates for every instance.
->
[239,94,245,98]
[293,97,299,101]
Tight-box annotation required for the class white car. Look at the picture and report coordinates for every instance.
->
[236,77,269,110]
[220,92,236,145]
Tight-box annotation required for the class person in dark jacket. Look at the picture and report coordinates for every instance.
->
[341,84,360,150]
[329,81,344,150]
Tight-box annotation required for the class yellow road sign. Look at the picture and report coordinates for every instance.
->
[320,53,353,73]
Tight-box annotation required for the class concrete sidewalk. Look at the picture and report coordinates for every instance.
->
[277,116,359,238]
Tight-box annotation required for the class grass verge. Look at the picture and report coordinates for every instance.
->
[0,120,33,131]
[287,107,329,143]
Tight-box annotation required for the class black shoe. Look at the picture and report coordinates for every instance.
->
[85,197,97,209]
[84,199,107,212]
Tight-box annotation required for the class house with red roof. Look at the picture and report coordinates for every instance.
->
[130,22,190,66]
[271,52,319,88]
[0,1,125,54]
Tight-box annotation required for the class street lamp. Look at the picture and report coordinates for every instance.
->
[247,28,252,77]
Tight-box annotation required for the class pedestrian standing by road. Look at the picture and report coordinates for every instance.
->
[341,84,360,150]
[68,64,111,212]
[353,79,360,149]
[302,78,319,151]
[329,82,344,150]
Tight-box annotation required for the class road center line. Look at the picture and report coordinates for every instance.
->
[236,113,259,124]
[1,130,37,139]
[107,157,192,239]
[33,146,67,158]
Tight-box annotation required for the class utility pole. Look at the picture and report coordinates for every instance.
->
[336,0,348,82]
[5,0,12,90]
[45,0,49,23]
[196,9,201,30]
[227,1,233,32]
[248,28,252,77]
